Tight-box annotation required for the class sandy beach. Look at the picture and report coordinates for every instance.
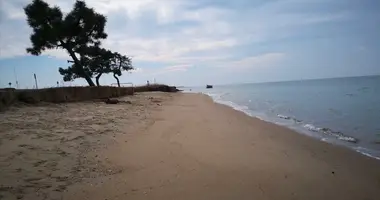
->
[1,92,380,200]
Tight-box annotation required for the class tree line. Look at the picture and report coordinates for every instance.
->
[24,0,133,87]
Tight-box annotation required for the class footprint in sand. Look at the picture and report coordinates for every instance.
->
[14,150,24,156]
[24,177,42,182]
[54,184,67,192]
[18,144,40,151]
[53,148,69,157]
[33,160,47,167]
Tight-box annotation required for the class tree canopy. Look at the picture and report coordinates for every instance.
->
[111,53,134,87]
[24,0,120,86]
[59,47,134,86]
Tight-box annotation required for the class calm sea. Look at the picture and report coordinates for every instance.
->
[188,76,380,159]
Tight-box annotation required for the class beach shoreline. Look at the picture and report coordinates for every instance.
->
[198,92,380,162]
[1,92,380,200]
[197,91,380,160]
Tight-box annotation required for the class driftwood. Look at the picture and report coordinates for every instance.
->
[104,98,132,105]
[105,98,120,104]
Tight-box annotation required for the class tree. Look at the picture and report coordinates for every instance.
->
[87,47,114,86]
[59,46,115,86]
[58,62,93,82]
[24,0,107,86]
[111,53,134,87]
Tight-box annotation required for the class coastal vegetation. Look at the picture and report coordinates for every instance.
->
[24,0,133,87]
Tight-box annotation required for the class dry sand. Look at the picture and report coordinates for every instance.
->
[0,92,170,200]
[1,92,379,200]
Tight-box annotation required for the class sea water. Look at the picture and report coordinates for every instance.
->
[187,76,380,160]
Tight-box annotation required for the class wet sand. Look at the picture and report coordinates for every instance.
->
[1,92,380,200]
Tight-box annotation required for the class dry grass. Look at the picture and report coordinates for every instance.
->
[0,85,178,111]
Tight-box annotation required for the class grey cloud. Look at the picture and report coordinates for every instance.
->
[0,0,353,65]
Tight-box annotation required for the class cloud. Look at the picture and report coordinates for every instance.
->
[0,0,350,69]
[215,53,286,70]
[103,36,238,63]
[133,64,192,77]
[164,64,192,72]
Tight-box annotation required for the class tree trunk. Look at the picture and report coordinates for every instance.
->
[95,73,102,87]
[113,73,120,87]
[66,48,95,86]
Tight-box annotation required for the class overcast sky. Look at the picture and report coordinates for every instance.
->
[0,0,380,88]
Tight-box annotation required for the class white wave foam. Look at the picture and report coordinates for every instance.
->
[354,147,380,160]
[215,99,252,116]
[204,92,260,119]
[321,138,329,142]
[304,124,321,132]
[277,114,303,123]
[337,136,357,143]
[277,114,290,120]
[303,124,358,143]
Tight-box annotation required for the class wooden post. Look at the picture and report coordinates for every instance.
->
[34,73,38,89]
[14,66,19,89]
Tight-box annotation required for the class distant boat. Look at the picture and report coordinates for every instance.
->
[206,85,213,89]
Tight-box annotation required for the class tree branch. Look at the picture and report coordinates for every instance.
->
[86,25,96,38]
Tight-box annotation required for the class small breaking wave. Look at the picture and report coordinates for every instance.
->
[277,114,290,120]
[354,147,380,160]
[205,92,255,118]
[304,124,321,132]
[277,114,302,123]
[319,128,358,143]
[277,115,359,143]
